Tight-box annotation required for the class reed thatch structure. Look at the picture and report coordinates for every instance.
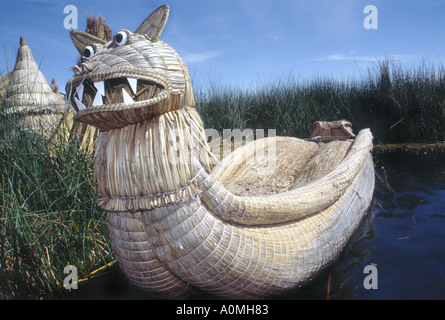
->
[66,4,375,299]
[3,37,67,136]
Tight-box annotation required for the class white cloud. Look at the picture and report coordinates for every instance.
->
[182,51,223,64]
[312,53,419,63]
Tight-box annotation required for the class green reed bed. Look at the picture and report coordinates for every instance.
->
[196,59,445,145]
[0,108,112,299]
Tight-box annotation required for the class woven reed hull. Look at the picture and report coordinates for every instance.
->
[98,114,374,298]
[138,154,374,299]
[106,211,194,298]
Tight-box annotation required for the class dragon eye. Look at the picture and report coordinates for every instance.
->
[114,31,128,46]
[83,45,95,58]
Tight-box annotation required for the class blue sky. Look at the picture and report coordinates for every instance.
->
[1,0,445,94]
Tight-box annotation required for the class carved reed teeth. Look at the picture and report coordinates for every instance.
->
[74,77,141,110]
[94,81,105,96]
[122,88,134,104]
[74,97,86,110]
[92,91,103,106]
[76,83,84,100]
[128,78,138,95]
[93,81,105,106]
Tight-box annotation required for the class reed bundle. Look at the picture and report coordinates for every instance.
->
[66,4,375,299]
[94,107,210,212]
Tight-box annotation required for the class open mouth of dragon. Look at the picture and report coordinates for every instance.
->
[68,68,171,115]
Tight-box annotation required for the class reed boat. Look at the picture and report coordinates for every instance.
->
[66,5,375,299]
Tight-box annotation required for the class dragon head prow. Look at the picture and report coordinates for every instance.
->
[66,5,194,130]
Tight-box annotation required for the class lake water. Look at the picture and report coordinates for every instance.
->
[281,149,445,300]
[70,150,445,300]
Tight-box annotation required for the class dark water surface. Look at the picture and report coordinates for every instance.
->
[69,151,445,300]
